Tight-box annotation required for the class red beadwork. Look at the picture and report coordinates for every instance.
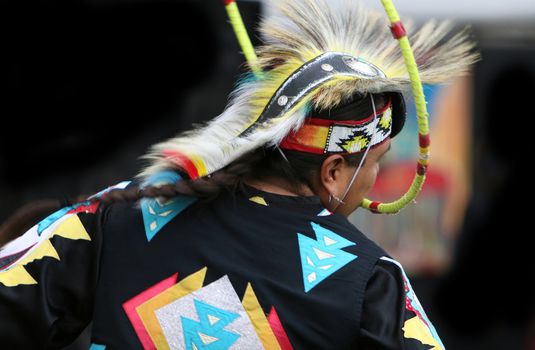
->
[390,21,407,39]
[369,201,381,213]
[419,133,431,148]
[417,163,428,175]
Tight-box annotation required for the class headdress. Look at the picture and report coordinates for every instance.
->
[140,0,478,213]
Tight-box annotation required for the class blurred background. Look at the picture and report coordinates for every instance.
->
[2,0,534,349]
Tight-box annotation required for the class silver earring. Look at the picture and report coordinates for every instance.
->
[329,194,345,205]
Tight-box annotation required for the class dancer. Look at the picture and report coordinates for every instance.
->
[0,0,477,348]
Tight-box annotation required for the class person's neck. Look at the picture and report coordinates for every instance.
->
[244,177,315,197]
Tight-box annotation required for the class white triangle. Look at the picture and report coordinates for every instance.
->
[306,256,315,267]
[323,236,337,246]
[159,210,174,217]
[198,332,219,345]
[207,314,220,326]
[156,198,173,206]
[307,272,317,283]
[313,247,335,260]
[319,264,333,270]
[192,344,199,350]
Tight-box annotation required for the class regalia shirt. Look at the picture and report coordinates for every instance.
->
[0,179,445,349]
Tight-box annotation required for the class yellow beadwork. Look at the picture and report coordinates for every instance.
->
[225,1,261,76]
[360,0,430,214]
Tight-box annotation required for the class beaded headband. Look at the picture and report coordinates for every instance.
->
[280,98,393,154]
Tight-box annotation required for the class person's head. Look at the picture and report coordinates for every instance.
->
[137,0,476,215]
[0,0,479,247]
[313,139,391,216]
[245,91,397,216]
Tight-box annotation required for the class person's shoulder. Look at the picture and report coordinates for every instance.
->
[318,213,388,250]
[94,175,202,242]
[313,212,389,260]
[363,256,447,349]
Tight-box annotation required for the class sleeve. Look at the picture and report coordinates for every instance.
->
[359,257,446,350]
[0,199,108,348]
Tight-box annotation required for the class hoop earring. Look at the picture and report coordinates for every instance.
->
[329,193,345,205]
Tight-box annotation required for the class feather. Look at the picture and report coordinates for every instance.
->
[139,0,478,180]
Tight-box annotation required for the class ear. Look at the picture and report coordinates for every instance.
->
[318,154,348,196]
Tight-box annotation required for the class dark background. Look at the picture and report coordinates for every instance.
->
[1,0,261,208]
[1,0,534,349]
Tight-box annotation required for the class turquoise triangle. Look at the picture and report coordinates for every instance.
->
[298,222,357,292]
[140,171,196,241]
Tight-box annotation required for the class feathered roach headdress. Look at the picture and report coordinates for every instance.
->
[140,0,478,213]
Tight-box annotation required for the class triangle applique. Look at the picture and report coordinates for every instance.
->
[182,299,241,350]
[140,171,196,242]
[297,222,357,292]
[141,196,196,241]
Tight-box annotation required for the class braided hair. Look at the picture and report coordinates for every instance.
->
[0,93,387,246]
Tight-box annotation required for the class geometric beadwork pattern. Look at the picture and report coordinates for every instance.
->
[297,222,357,292]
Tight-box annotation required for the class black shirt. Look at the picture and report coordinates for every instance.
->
[0,179,444,349]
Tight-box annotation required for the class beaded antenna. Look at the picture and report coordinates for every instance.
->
[140,0,478,214]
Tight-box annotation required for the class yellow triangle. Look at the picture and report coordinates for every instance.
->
[51,215,91,241]
[0,265,37,287]
[136,267,208,350]
[20,239,60,266]
[340,135,368,153]
[403,316,443,350]
[249,196,268,206]
[379,108,393,129]
[242,283,281,350]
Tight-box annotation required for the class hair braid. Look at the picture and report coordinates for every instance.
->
[97,149,265,204]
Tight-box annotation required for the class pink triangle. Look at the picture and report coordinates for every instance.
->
[268,306,294,350]
[122,273,178,350]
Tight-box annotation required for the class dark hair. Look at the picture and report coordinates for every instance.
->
[100,92,388,202]
[0,93,387,246]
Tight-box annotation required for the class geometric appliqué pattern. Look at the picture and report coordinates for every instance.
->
[0,179,130,288]
[297,222,357,292]
[123,268,293,350]
[141,196,195,242]
[0,214,92,287]
[139,171,196,241]
[155,275,261,349]
[380,257,445,350]
[181,299,240,349]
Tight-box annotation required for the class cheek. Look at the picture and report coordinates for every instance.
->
[373,162,380,179]
[353,163,379,196]
[366,163,380,187]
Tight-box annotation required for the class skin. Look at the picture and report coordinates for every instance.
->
[315,139,391,216]
[246,138,392,217]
